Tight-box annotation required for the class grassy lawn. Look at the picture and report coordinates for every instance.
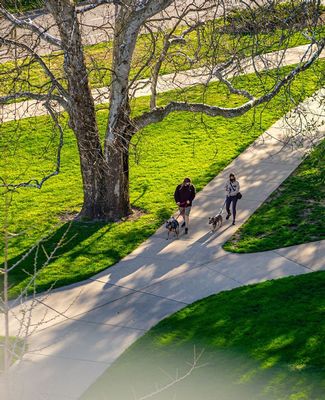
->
[4,0,83,13]
[1,17,324,97]
[81,271,325,400]
[224,140,325,253]
[3,0,43,13]
[0,60,324,299]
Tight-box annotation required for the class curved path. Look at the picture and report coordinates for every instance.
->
[1,43,325,123]
[0,86,324,399]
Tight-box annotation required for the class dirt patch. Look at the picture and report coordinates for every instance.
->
[58,210,79,222]
[58,207,147,223]
[119,207,147,222]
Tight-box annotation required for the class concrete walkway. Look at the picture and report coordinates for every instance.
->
[1,43,324,123]
[0,87,324,399]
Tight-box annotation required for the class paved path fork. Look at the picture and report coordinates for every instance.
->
[0,87,324,400]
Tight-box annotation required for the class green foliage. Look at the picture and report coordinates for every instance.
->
[81,272,325,400]
[224,140,325,253]
[224,1,325,34]
[0,60,324,298]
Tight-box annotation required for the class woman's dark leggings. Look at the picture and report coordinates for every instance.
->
[226,195,238,221]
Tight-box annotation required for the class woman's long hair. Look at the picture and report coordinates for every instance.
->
[180,177,191,189]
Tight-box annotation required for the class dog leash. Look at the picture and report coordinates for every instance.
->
[219,199,226,214]
[175,205,187,220]
[176,209,184,220]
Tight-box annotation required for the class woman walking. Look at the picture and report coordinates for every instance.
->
[174,177,196,234]
[225,173,240,225]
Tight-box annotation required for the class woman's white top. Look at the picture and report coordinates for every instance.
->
[225,180,240,197]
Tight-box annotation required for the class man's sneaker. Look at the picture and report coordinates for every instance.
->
[226,212,231,220]
[181,221,186,228]
[184,227,188,234]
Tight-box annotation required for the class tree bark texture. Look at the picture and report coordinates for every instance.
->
[103,5,143,219]
[47,0,133,220]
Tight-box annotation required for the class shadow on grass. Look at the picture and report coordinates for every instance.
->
[81,271,325,400]
[1,221,107,295]
[1,206,173,299]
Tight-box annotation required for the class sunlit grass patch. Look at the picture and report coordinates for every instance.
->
[81,271,325,400]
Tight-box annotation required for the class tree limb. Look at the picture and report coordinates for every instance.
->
[134,39,325,130]
[0,36,69,101]
[0,91,67,109]
[0,6,62,48]
[76,0,120,14]
[0,102,64,190]
[137,347,206,400]
[134,0,175,23]
[213,68,254,100]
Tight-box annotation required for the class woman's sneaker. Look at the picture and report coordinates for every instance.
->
[226,212,231,220]
[185,228,188,234]
[181,221,186,228]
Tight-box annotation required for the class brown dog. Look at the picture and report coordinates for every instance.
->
[208,214,223,231]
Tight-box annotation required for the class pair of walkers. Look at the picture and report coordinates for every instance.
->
[174,174,240,233]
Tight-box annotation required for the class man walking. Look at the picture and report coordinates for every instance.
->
[174,177,196,234]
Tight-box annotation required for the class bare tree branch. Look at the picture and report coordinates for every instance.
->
[213,68,254,100]
[0,6,62,48]
[135,0,175,23]
[0,102,64,190]
[0,36,68,100]
[0,91,67,108]
[136,347,206,400]
[76,0,119,14]
[134,39,325,130]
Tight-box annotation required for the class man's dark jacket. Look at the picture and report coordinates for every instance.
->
[174,184,196,207]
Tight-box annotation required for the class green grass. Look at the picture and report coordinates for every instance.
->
[224,140,325,253]
[1,17,324,98]
[81,271,325,400]
[3,0,44,13]
[3,0,82,13]
[0,60,324,299]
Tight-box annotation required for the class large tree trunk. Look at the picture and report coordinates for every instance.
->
[46,1,172,220]
[47,0,132,221]
[103,5,141,218]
